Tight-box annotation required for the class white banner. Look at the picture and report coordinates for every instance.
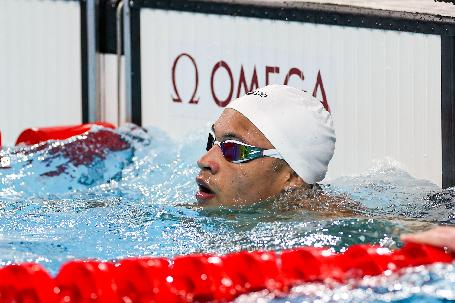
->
[0,0,82,145]
[141,9,442,185]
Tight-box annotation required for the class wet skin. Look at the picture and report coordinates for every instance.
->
[401,226,455,253]
[196,109,301,207]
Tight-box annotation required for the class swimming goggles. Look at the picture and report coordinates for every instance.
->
[206,132,284,164]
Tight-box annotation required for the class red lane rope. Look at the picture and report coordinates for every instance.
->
[0,243,452,303]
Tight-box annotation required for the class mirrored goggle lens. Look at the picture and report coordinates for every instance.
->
[220,141,249,162]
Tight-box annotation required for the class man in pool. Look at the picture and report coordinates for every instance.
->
[195,84,338,209]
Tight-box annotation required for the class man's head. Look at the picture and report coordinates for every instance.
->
[196,85,336,206]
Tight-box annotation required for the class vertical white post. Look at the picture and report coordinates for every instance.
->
[86,0,100,121]
[116,1,124,126]
[123,0,132,123]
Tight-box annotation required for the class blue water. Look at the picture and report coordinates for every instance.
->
[0,125,454,302]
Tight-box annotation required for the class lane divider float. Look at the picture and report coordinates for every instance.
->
[0,243,452,303]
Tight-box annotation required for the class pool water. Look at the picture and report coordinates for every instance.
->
[0,125,454,302]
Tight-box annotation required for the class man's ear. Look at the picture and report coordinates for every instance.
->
[283,170,311,190]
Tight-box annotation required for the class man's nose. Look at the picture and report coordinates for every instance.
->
[197,147,221,174]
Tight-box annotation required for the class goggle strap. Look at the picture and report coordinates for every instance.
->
[262,149,284,159]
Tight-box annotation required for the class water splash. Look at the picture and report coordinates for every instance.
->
[0,125,454,302]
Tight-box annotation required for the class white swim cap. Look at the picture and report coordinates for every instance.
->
[226,84,336,184]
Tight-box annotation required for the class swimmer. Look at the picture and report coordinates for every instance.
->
[401,226,455,254]
[195,84,348,212]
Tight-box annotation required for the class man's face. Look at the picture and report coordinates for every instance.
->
[196,109,291,207]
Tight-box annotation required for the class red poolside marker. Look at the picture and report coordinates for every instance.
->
[15,122,116,146]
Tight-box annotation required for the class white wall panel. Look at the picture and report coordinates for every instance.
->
[99,54,125,127]
[141,9,442,186]
[0,0,82,146]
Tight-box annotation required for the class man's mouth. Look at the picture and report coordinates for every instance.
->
[196,179,216,201]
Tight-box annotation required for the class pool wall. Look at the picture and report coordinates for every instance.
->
[1,0,454,188]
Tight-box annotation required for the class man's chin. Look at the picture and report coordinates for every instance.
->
[195,191,217,204]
